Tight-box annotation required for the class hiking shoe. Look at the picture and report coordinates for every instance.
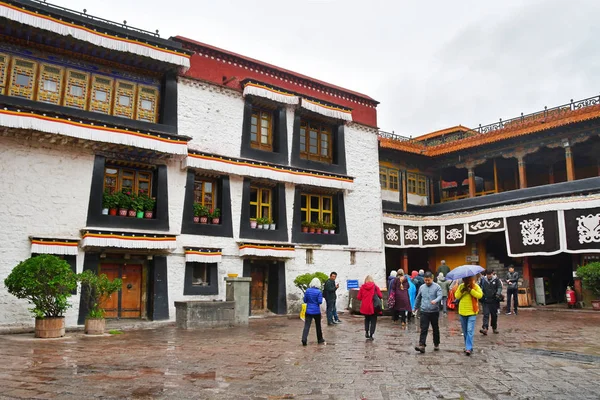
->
[434,345,440,351]
[302,340,307,346]
[493,329,499,334]
[465,350,472,356]
[318,339,326,345]
[368,335,374,341]
[365,332,370,339]
[506,311,512,315]
[334,320,342,324]
[479,329,488,336]
[414,345,425,353]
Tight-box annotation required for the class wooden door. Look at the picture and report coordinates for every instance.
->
[99,264,119,318]
[121,264,142,318]
[250,266,267,311]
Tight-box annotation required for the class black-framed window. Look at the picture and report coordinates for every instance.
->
[86,155,169,230]
[184,262,218,295]
[240,179,288,241]
[181,171,233,237]
[240,99,288,164]
[291,113,346,175]
[291,187,348,245]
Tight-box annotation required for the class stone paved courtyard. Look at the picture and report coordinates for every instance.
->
[0,310,599,400]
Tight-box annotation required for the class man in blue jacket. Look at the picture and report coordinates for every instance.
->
[413,272,443,353]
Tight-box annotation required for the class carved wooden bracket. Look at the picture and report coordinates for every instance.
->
[501,146,539,161]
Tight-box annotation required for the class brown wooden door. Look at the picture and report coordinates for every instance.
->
[99,264,119,318]
[250,266,266,311]
[121,264,142,318]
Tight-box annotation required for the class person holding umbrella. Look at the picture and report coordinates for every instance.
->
[447,265,484,356]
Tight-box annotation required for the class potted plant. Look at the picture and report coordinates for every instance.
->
[193,203,202,223]
[576,262,600,310]
[301,221,311,233]
[308,221,316,234]
[256,217,264,229]
[209,208,221,224]
[250,219,258,229]
[144,196,155,219]
[4,255,77,338]
[199,205,209,224]
[78,270,122,335]
[102,190,110,215]
[329,222,336,235]
[267,218,276,230]
[131,193,145,218]
[106,192,118,216]
[315,220,323,234]
[116,191,130,217]
[127,193,138,217]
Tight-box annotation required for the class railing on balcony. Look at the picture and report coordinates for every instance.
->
[29,0,161,37]
[378,94,600,143]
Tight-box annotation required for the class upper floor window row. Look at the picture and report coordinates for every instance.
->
[299,119,332,164]
[408,173,427,196]
[380,167,399,191]
[0,52,160,123]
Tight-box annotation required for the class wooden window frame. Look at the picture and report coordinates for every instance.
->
[417,175,427,196]
[379,167,388,189]
[388,169,399,191]
[407,173,417,194]
[103,165,153,195]
[300,194,334,224]
[299,119,332,164]
[250,108,274,152]
[249,186,272,221]
[193,176,217,210]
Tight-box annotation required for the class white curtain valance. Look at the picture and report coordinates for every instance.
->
[243,83,299,105]
[301,98,352,122]
[238,244,295,258]
[185,249,222,263]
[31,238,79,255]
[81,232,176,250]
[0,3,190,67]
[0,110,188,155]
[182,153,353,190]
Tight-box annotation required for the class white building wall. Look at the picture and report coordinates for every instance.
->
[408,193,428,206]
[381,189,400,203]
[0,136,94,328]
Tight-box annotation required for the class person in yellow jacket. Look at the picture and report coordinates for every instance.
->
[454,276,483,356]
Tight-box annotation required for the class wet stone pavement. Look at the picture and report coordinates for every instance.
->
[0,310,599,400]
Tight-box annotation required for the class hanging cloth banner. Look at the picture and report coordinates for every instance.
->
[384,224,401,246]
[238,243,295,258]
[30,237,79,255]
[300,98,353,122]
[421,226,442,247]
[184,248,223,263]
[466,218,505,235]
[81,231,177,250]
[562,207,600,253]
[183,152,354,190]
[0,2,190,67]
[505,211,562,257]
[443,224,466,246]
[0,109,188,155]
[402,226,421,248]
[243,82,299,105]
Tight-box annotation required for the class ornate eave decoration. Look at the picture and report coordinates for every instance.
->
[0,107,188,155]
[30,237,79,255]
[81,230,177,250]
[184,247,222,263]
[238,243,295,258]
[183,151,354,190]
[0,1,190,67]
[300,98,352,122]
[243,81,299,105]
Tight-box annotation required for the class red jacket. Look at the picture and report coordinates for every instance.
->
[357,281,382,315]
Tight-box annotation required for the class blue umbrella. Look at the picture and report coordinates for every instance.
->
[445,265,485,281]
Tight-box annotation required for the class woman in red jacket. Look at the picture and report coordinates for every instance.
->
[357,275,383,340]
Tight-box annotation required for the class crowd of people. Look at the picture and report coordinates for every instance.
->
[300,262,520,356]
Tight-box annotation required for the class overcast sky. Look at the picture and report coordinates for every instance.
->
[58,0,600,136]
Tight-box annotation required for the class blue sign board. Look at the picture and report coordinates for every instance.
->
[346,279,359,289]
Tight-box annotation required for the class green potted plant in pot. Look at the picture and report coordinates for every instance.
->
[193,203,208,224]
[308,221,317,234]
[78,270,123,335]
[116,190,130,217]
[4,255,77,338]
[315,220,323,234]
[301,220,311,233]
[102,190,111,215]
[209,208,221,224]
[267,217,276,230]
[131,193,145,218]
[328,222,336,235]
[576,262,600,310]
[106,192,118,216]
[144,195,156,219]
[127,192,138,217]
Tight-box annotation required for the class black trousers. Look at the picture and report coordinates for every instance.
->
[364,314,377,336]
[394,310,407,323]
[419,311,440,347]
[482,302,498,330]
[506,288,518,312]
[302,314,323,343]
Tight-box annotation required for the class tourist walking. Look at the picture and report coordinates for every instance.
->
[301,277,325,346]
[324,271,341,325]
[391,270,412,328]
[436,260,451,282]
[506,265,519,315]
[437,273,451,315]
[412,269,425,293]
[407,272,417,321]
[455,276,483,356]
[387,270,397,293]
[413,272,442,353]
[357,275,383,340]
[479,269,502,335]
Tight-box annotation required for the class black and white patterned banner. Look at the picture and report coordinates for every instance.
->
[444,224,466,246]
[563,207,600,253]
[384,224,401,246]
[505,211,561,257]
[421,226,442,247]
[402,226,420,247]
[466,218,505,235]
